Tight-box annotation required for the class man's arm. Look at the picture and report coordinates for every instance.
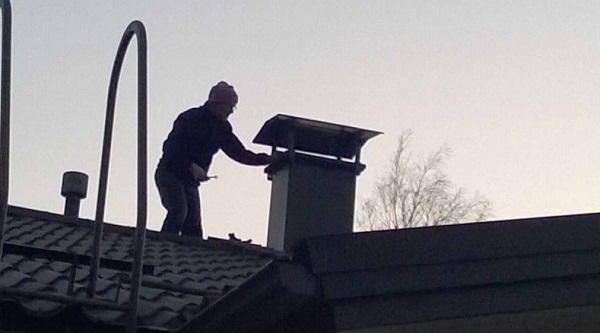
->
[221,129,270,166]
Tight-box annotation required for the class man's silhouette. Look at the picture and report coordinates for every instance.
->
[155,81,270,238]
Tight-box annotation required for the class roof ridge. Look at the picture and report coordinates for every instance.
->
[205,237,290,260]
[8,205,88,225]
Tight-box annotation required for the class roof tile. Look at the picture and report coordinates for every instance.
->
[0,207,277,331]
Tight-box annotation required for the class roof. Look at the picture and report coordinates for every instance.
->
[194,212,600,332]
[4,205,600,332]
[0,206,285,332]
[298,212,600,331]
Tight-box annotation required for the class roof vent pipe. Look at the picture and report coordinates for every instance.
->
[61,171,89,218]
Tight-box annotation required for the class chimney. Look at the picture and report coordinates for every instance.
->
[61,171,89,218]
[253,114,381,252]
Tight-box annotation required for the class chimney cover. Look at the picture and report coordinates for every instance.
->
[61,171,89,218]
[253,114,382,160]
[61,171,89,199]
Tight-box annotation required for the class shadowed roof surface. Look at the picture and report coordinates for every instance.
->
[0,206,280,331]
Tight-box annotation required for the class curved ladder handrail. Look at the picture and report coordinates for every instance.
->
[88,20,147,333]
[0,0,11,261]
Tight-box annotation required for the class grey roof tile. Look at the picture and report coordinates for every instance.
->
[138,286,168,301]
[178,292,205,303]
[0,263,55,293]
[28,267,67,286]
[0,206,278,331]
[97,267,123,281]
[157,273,194,285]
[155,295,196,313]
[47,261,72,273]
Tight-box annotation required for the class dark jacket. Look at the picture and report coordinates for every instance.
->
[158,105,267,185]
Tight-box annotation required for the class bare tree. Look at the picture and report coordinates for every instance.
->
[356,131,492,231]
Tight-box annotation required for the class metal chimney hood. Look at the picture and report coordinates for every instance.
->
[254,114,381,252]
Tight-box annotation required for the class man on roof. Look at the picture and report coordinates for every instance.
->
[156,81,270,238]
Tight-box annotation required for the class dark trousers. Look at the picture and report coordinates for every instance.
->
[155,165,203,238]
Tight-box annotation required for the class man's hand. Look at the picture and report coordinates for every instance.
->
[189,163,210,182]
[257,153,271,165]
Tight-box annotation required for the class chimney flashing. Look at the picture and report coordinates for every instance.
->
[265,151,366,176]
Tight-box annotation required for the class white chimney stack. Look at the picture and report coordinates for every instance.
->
[254,115,381,252]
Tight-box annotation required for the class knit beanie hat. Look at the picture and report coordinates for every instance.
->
[208,81,238,106]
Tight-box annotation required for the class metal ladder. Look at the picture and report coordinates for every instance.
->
[89,20,149,333]
[0,3,149,331]
[0,0,11,262]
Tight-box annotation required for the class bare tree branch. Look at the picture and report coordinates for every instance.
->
[356,132,492,231]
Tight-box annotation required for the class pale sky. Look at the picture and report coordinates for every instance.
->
[5,1,600,245]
